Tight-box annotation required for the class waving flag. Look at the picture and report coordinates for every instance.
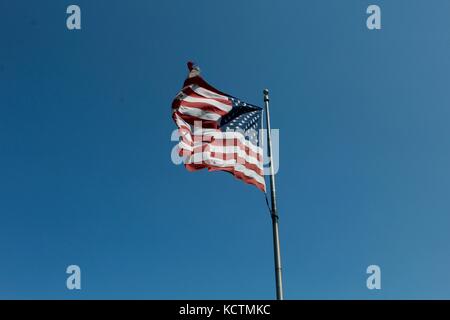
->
[172,62,266,192]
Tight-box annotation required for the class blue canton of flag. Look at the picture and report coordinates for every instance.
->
[220,98,262,146]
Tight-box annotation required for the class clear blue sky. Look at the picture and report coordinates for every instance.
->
[1,0,450,299]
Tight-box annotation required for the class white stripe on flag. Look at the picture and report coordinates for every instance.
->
[178,105,222,121]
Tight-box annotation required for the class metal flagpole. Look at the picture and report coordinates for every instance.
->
[263,89,284,300]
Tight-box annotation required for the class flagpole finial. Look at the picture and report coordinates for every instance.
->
[263,89,269,101]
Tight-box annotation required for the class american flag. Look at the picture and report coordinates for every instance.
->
[172,62,266,192]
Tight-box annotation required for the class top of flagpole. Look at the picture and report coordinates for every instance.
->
[263,89,270,101]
